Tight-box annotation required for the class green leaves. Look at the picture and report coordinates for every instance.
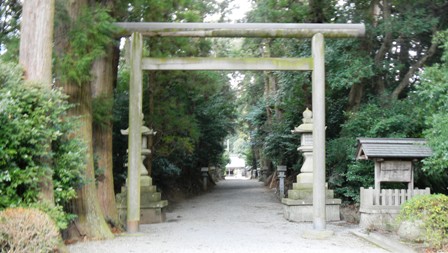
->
[0,60,85,225]
[398,194,448,249]
[57,5,117,86]
[412,29,448,175]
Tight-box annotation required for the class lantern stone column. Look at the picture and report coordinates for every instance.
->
[281,108,341,223]
[201,167,209,191]
[277,166,287,198]
[116,124,168,227]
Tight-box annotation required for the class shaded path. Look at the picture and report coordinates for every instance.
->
[68,179,387,253]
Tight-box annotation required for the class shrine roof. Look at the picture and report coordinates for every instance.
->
[356,138,432,160]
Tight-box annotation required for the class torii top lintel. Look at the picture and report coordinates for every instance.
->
[115,22,365,38]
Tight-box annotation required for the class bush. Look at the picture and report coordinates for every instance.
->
[398,194,448,249]
[0,207,60,253]
[0,60,85,227]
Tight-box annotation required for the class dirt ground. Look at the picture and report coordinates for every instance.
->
[68,178,389,253]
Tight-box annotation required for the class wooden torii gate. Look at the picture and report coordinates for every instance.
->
[115,22,365,233]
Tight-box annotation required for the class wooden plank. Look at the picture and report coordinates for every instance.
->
[115,22,365,38]
[142,57,313,71]
[394,189,399,206]
[400,189,406,205]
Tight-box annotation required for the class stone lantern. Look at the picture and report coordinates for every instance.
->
[120,125,155,186]
[292,108,314,188]
[116,123,168,225]
[282,108,341,222]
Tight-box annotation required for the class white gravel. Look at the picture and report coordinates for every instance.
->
[68,178,388,253]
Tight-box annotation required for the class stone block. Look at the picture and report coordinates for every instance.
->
[292,183,313,190]
[359,212,398,231]
[141,192,162,204]
[282,201,341,222]
[140,207,166,224]
[287,189,335,200]
[140,176,152,187]
[397,220,425,242]
[296,173,313,184]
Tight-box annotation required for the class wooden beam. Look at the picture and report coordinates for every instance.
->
[115,22,365,38]
[142,57,313,71]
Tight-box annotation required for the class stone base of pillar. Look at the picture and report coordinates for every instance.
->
[139,205,167,224]
[281,183,341,222]
[282,198,341,222]
[116,176,168,226]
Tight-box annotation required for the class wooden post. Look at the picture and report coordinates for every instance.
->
[312,33,326,230]
[127,32,143,233]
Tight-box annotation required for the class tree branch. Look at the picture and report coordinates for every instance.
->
[391,35,439,99]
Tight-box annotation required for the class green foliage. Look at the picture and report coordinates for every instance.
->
[92,94,114,129]
[413,30,448,175]
[56,4,117,85]
[0,0,21,62]
[398,194,448,249]
[29,203,75,230]
[327,100,424,202]
[0,60,85,226]
[0,207,61,253]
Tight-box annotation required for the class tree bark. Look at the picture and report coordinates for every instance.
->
[19,0,54,85]
[348,83,364,110]
[92,44,119,226]
[65,75,113,239]
[54,0,113,240]
[308,0,326,23]
[19,0,55,205]
[373,0,392,96]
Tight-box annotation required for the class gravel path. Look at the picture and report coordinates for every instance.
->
[68,178,388,253]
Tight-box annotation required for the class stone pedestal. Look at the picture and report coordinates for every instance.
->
[117,124,168,226]
[282,108,341,222]
[282,189,341,222]
[116,175,168,225]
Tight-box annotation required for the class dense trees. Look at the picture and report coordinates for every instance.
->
[1,0,448,243]
[112,0,236,195]
[238,0,448,202]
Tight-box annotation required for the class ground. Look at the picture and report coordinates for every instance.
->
[68,178,389,253]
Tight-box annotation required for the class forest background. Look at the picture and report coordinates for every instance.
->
[0,0,448,241]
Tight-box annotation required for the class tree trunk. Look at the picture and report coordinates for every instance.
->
[65,76,113,239]
[19,0,54,85]
[308,0,326,23]
[92,44,119,226]
[53,0,113,240]
[348,83,364,110]
[260,39,275,174]
[371,0,392,96]
[391,38,438,99]
[19,0,55,205]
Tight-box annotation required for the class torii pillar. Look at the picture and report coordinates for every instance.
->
[312,33,326,230]
[127,32,143,233]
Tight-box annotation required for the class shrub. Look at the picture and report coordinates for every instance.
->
[398,194,448,249]
[0,207,60,253]
[0,60,85,227]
